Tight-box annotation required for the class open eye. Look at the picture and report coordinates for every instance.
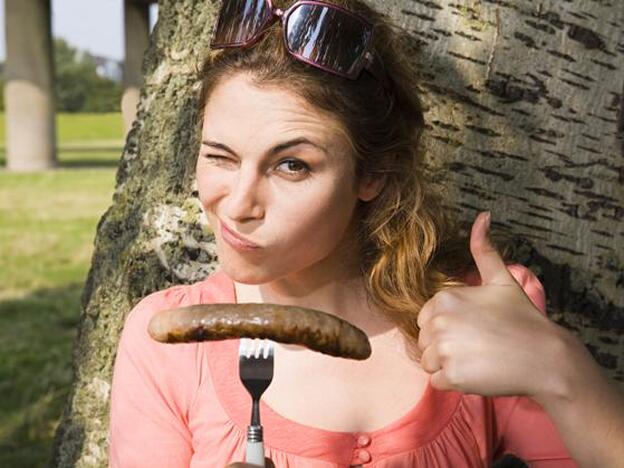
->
[276,158,310,177]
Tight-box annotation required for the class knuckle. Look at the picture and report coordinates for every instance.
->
[436,339,454,359]
[430,315,449,333]
[417,331,428,350]
[443,364,463,387]
[420,348,439,373]
[435,289,457,307]
[430,372,446,390]
[417,301,435,327]
[416,310,429,330]
[423,361,438,374]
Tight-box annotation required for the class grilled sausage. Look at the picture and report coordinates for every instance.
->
[148,303,371,360]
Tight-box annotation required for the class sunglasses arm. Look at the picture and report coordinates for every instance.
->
[363,51,394,97]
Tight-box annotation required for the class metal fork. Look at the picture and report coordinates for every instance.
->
[239,338,275,467]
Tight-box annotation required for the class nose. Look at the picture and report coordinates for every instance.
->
[223,167,265,222]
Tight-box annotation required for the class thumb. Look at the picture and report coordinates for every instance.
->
[469,211,513,285]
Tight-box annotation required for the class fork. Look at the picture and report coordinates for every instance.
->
[239,338,275,467]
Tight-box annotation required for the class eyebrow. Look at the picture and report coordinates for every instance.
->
[201,137,327,156]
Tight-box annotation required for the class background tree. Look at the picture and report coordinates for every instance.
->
[54,38,121,113]
[52,0,624,466]
[0,38,120,114]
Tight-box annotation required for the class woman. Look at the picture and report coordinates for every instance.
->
[108,0,624,466]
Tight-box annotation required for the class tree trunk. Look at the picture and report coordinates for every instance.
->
[51,0,624,466]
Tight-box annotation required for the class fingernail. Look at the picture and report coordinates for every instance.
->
[484,211,491,230]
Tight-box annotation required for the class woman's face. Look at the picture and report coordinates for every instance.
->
[196,73,381,284]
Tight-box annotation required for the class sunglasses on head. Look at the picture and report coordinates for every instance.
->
[210,0,393,94]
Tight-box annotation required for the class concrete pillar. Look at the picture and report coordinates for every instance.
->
[4,0,56,171]
[122,0,151,135]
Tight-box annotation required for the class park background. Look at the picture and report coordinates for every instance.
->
[1,1,157,465]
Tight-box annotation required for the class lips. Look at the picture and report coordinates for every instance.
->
[220,221,261,250]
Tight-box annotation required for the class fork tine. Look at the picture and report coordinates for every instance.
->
[239,337,252,357]
[257,339,273,359]
[262,339,274,359]
[253,339,262,358]
[239,338,275,359]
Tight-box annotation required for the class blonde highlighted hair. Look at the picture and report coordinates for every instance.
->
[196,0,507,357]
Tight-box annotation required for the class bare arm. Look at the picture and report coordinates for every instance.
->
[532,328,624,468]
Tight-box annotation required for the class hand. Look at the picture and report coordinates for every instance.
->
[417,211,568,398]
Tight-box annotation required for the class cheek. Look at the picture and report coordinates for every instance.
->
[275,181,358,245]
[196,165,224,209]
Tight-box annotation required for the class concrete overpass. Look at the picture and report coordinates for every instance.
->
[4,0,156,171]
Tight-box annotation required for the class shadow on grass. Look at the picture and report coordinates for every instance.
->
[0,284,85,467]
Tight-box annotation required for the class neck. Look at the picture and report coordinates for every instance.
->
[233,250,393,338]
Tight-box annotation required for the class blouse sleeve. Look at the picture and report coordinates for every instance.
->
[108,290,199,467]
[493,265,577,467]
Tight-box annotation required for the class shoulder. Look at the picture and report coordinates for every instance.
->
[112,269,235,393]
[463,263,547,315]
[109,273,236,448]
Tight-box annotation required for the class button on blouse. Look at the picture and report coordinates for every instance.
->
[356,448,371,462]
[356,434,371,447]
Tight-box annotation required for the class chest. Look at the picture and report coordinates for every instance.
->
[261,337,430,433]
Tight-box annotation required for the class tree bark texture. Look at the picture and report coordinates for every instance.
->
[52,0,624,466]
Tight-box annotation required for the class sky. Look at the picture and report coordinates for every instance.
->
[0,0,158,61]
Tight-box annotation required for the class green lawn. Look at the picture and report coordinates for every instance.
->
[0,113,121,466]
[0,112,124,144]
[0,113,124,168]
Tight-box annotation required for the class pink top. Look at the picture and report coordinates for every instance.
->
[109,265,576,467]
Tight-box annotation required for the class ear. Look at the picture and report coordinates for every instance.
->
[358,172,386,202]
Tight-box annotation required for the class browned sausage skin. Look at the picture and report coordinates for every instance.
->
[148,303,371,360]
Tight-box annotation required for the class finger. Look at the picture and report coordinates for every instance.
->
[419,344,442,374]
[417,295,437,331]
[430,369,455,391]
[469,211,514,285]
[417,322,433,352]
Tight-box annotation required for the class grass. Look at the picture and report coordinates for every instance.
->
[0,113,121,466]
[0,113,124,144]
[56,113,124,142]
[0,113,124,168]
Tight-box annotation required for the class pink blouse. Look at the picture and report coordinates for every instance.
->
[109,265,577,467]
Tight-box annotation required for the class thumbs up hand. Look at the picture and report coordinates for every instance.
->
[417,211,567,398]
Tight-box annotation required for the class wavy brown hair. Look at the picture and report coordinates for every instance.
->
[196,0,507,357]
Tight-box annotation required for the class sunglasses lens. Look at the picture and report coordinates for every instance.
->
[212,0,272,46]
[285,4,371,76]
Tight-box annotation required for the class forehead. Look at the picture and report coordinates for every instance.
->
[202,74,351,151]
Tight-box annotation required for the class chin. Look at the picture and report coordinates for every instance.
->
[220,261,276,285]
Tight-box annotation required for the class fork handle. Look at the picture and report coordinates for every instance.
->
[245,440,265,467]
